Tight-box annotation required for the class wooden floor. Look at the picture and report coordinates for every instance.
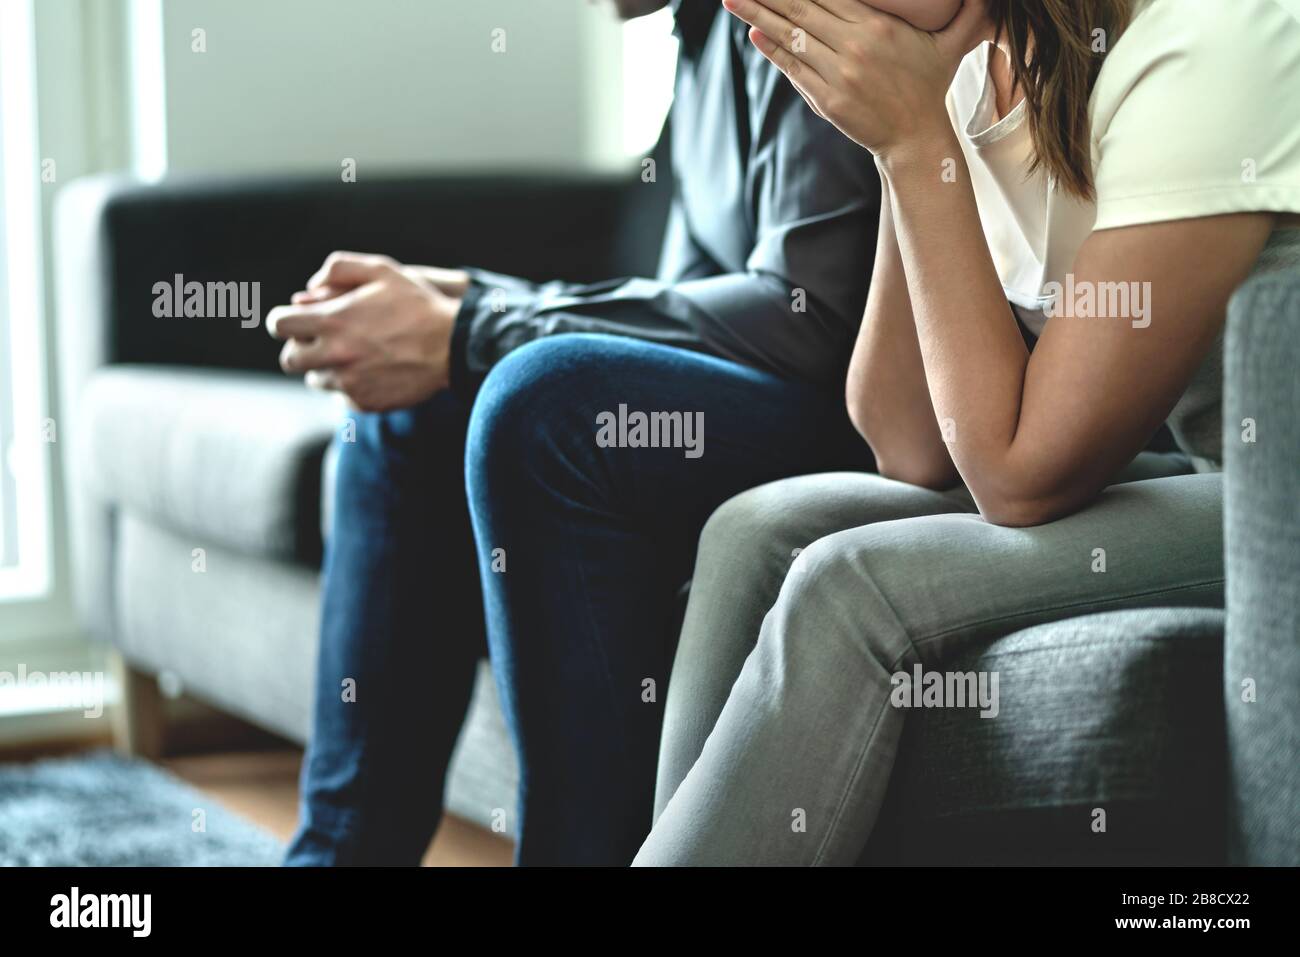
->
[164,748,514,867]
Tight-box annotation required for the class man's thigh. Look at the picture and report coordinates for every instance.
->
[468,333,875,537]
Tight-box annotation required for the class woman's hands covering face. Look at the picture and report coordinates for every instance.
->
[867,0,962,32]
[722,0,993,157]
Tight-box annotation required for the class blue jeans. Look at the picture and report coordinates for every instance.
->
[286,334,871,865]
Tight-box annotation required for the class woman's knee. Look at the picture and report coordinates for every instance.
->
[695,481,827,589]
[697,472,971,602]
[765,516,977,672]
[676,485,823,683]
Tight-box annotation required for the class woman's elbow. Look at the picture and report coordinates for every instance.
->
[974,486,1091,528]
[862,435,962,491]
[849,401,960,490]
[876,456,961,492]
[976,497,1054,528]
[846,389,873,444]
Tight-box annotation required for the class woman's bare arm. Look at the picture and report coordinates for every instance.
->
[724,0,1279,524]
[882,132,1275,525]
[846,172,958,488]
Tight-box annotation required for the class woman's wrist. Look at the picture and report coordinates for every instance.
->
[877,125,963,189]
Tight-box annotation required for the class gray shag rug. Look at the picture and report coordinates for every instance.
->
[0,751,285,866]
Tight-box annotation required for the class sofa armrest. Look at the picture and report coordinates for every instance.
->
[78,367,340,564]
[1223,269,1300,865]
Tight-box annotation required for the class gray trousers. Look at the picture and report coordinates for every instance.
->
[635,454,1223,865]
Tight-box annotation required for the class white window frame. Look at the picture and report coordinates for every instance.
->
[621,5,679,161]
[0,0,53,606]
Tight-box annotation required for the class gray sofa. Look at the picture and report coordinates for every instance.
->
[54,171,1298,865]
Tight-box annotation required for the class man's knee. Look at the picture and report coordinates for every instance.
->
[466,336,609,491]
[334,393,458,474]
[330,411,410,494]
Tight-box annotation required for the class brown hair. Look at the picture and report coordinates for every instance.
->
[987,0,1134,199]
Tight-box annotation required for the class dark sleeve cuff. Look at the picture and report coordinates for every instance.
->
[448,279,487,399]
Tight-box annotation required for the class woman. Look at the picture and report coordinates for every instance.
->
[636,0,1300,864]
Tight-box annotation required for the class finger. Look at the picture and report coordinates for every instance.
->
[307,251,396,291]
[418,266,472,297]
[791,81,825,118]
[742,0,846,43]
[769,54,829,118]
[266,303,330,340]
[748,27,832,95]
[292,284,345,305]
[723,0,835,71]
[280,335,355,374]
[304,369,344,392]
[814,0,869,20]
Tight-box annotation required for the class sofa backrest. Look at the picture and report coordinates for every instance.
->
[1222,267,1300,866]
[55,168,670,378]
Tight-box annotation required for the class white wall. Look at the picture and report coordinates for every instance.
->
[8,0,673,651]
[139,0,635,176]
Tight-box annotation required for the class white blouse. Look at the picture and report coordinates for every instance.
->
[943,0,1300,469]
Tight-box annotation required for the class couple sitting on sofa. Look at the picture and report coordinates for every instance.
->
[272,0,1300,865]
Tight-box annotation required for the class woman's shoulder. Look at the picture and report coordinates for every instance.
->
[1097,0,1300,96]
[1092,0,1300,131]
[1090,0,1300,231]
[1117,0,1299,38]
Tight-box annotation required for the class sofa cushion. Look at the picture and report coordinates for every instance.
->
[78,366,340,563]
[455,605,1228,857]
[864,607,1227,865]
[113,505,519,834]
[445,661,520,833]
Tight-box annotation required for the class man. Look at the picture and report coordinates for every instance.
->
[274,0,879,865]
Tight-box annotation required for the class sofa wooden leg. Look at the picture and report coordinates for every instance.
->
[110,652,165,760]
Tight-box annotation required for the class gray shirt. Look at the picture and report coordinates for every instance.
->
[449,0,881,395]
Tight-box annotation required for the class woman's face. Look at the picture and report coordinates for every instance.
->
[868,0,963,31]
[609,0,670,20]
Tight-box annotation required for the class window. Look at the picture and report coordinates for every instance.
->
[0,0,52,603]
[622,5,678,160]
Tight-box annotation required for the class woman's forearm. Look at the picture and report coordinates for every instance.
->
[847,172,959,489]
[879,131,1037,520]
